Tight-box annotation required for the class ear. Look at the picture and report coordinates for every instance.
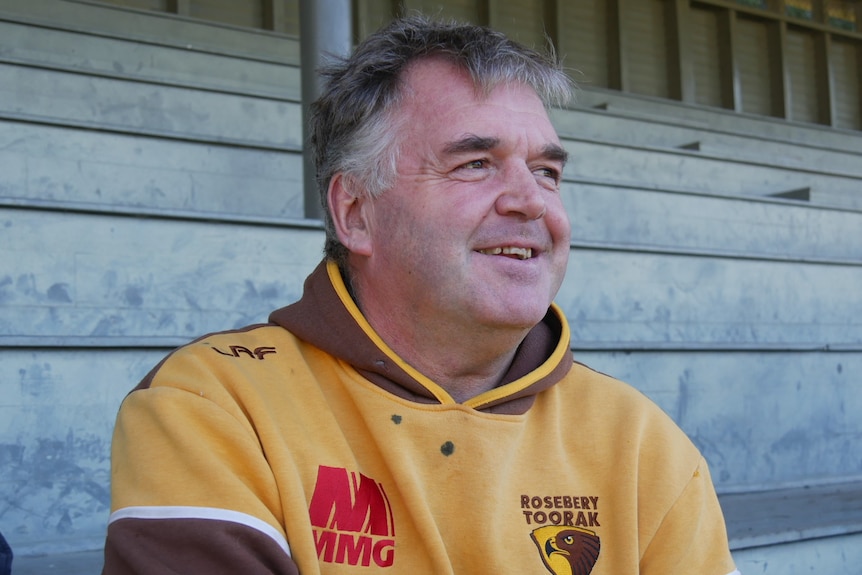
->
[328,173,374,257]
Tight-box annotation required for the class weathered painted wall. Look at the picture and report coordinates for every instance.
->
[1,210,323,344]
[561,183,862,489]
[1,349,162,554]
[0,0,308,554]
[576,351,862,489]
[1,0,861,559]
[1,215,323,552]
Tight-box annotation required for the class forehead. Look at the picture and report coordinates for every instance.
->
[396,58,559,144]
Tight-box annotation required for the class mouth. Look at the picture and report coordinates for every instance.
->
[477,246,533,260]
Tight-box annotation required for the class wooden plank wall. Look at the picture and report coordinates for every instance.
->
[563,185,862,489]
[555,90,862,491]
[0,0,313,554]
[1,0,861,556]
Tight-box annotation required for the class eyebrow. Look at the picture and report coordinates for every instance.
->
[541,143,569,167]
[442,134,500,156]
[442,134,569,167]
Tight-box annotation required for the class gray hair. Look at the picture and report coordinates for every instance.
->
[309,14,575,267]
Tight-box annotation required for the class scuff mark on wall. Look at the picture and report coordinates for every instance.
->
[0,430,110,540]
[676,369,692,424]
[19,362,56,398]
[47,282,72,303]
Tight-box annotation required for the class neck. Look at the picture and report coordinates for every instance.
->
[353,291,531,403]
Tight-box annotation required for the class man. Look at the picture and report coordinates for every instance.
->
[103,16,739,575]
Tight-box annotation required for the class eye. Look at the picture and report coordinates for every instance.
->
[461,159,488,170]
[533,166,562,191]
[563,535,575,544]
[451,158,492,181]
[534,166,561,182]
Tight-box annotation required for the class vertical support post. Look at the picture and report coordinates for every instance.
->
[168,0,191,16]
[355,0,401,40]
[607,0,626,90]
[299,0,353,220]
[479,0,492,27]
[543,0,561,64]
[667,0,694,102]
[768,15,790,119]
[719,8,742,111]
[263,0,287,33]
[857,5,862,129]
[814,30,835,126]
[811,0,826,23]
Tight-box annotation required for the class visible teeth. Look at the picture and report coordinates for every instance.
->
[479,246,532,259]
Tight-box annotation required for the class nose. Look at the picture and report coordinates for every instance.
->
[494,163,547,220]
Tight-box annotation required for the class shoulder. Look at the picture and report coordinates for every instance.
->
[562,360,669,416]
[554,360,701,459]
[136,323,299,394]
[186,323,294,361]
[120,323,314,433]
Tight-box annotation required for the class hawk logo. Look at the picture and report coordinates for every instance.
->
[308,465,396,568]
[531,525,600,575]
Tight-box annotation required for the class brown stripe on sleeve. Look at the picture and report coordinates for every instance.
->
[103,517,299,575]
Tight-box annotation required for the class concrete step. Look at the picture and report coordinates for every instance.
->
[12,548,103,575]
[720,480,862,550]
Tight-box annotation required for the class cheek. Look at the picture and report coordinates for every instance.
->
[547,202,572,245]
[375,203,445,265]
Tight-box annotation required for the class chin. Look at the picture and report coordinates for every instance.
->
[467,282,556,328]
[485,306,549,331]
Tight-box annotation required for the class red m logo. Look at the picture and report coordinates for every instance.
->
[308,466,396,567]
[309,465,394,535]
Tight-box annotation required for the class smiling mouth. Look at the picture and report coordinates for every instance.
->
[477,246,533,260]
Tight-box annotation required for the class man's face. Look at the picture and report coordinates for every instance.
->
[358,58,571,333]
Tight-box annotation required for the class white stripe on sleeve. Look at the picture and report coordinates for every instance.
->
[109,505,291,557]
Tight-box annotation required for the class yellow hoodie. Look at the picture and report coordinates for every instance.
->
[104,260,737,575]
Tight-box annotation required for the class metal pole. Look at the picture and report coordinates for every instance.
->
[299,0,353,220]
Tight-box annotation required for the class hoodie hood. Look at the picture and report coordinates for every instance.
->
[269,260,573,415]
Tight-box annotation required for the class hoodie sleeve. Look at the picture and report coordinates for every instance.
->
[103,361,300,575]
[639,458,739,575]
